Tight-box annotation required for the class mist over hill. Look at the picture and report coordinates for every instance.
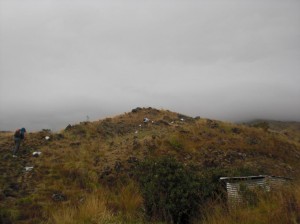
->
[1,103,300,132]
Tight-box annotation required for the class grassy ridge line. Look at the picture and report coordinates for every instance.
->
[1,107,300,223]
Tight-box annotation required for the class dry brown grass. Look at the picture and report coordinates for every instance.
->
[109,181,144,220]
[48,190,115,224]
[201,185,300,224]
[46,182,143,224]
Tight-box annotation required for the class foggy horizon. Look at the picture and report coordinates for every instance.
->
[1,103,300,132]
[1,0,300,132]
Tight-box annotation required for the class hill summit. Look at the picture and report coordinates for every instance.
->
[1,107,300,223]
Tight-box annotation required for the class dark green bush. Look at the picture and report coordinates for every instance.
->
[136,157,259,223]
[136,157,201,224]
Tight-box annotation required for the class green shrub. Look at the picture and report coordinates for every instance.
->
[136,157,200,224]
[252,122,269,131]
[0,208,20,223]
[168,137,184,151]
[17,196,33,206]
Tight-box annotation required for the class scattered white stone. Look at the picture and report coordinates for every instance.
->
[143,117,150,123]
[25,166,34,172]
[32,151,42,157]
[135,131,138,134]
[139,124,142,127]
[45,136,50,140]
[180,118,184,121]
[170,121,174,124]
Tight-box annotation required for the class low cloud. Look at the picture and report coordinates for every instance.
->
[0,0,299,131]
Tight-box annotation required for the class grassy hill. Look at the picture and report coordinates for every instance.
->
[246,119,300,144]
[1,108,300,224]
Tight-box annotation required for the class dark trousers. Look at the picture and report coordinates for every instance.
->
[13,138,21,155]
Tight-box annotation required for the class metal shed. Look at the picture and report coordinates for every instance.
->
[220,175,291,206]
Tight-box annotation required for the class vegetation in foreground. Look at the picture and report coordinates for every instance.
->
[0,107,300,223]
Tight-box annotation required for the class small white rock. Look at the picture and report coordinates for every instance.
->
[32,151,42,157]
[25,166,34,172]
[45,136,50,140]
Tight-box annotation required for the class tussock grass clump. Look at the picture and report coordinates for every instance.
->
[47,183,144,224]
[201,185,300,224]
[109,181,144,220]
[48,190,114,224]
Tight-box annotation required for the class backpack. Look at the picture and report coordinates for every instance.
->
[14,129,21,138]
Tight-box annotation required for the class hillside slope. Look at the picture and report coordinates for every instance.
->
[1,107,300,223]
[246,119,300,144]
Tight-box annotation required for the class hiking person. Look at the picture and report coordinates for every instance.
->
[13,128,26,156]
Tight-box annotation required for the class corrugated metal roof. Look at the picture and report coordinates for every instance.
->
[220,175,291,181]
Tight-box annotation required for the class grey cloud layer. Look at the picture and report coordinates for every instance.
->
[0,0,299,131]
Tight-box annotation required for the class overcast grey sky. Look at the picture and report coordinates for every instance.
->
[0,0,299,131]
